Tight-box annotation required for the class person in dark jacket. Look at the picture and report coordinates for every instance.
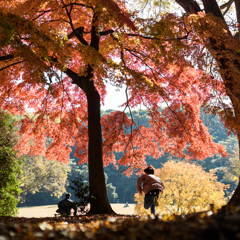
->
[57,193,77,216]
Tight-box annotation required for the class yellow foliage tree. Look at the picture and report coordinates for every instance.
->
[223,150,240,185]
[18,155,70,204]
[135,161,228,215]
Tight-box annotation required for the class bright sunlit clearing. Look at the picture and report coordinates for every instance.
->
[101,85,126,110]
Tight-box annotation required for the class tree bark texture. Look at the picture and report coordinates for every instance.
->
[235,0,240,32]
[84,8,115,214]
[67,63,114,214]
[175,0,240,207]
[86,75,114,214]
[65,5,115,214]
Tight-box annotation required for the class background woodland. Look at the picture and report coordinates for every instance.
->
[18,108,238,207]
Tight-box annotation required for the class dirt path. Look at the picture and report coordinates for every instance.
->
[18,204,136,218]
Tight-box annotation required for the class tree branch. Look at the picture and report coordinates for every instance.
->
[176,0,223,18]
[175,0,193,13]
[189,1,201,14]
[68,27,83,39]
[0,55,14,61]
[100,29,114,36]
[90,11,100,51]
[202,0,224,20]
[220,0,234,10]
[32,10,53,21]
[33,3,93,22]
[63,3,94,11]
[220,0,234,15]
[62,2,89,46]
[64,68,84,90]
[67,26,89,45]
[0,60,26,71]
[50,55,87,92]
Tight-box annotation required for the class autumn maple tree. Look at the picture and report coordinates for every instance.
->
[0,0,232,214]
[129,0,240,207]
[168,0,240,206]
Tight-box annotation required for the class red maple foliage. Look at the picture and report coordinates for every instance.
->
[0,0,231,213]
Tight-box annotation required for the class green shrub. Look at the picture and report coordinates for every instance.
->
[69,173,90,214]
[0,111,22,216]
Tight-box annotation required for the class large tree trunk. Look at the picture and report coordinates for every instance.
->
[65,6,115,214]
[86,76,114,214]
[67,64,115,214]
[175,0,240,207]
[235,0,240,31]
[201,0,240,208]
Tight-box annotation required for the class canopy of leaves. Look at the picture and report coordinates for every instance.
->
[0,0,228,176]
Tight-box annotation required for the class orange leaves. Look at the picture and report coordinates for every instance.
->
[146,103,227,161]
[101,111,164,175]
[102,111,131,166]
[102,111,132,145]
[95,0,136,30]
[0,0,231,175]
[9,75,89,163]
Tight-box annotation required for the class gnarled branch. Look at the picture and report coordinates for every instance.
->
[220,0,234,15]
[0,55,14,61]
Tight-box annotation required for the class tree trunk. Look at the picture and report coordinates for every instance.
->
[63,5,115,214]
[86,79,114,214]
[201,0,240,208]
[235,0,240,32]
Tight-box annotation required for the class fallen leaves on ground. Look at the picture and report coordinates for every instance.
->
[0,209,240,239]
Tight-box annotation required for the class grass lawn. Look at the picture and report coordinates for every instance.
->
[18,204,136,218]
